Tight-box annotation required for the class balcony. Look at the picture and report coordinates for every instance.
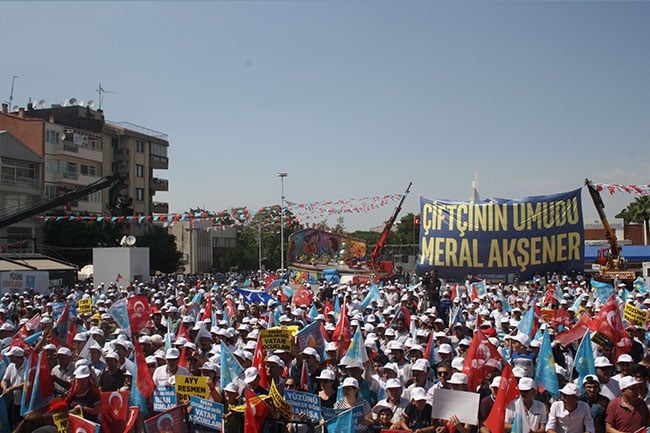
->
[150,177,169,192]
[152,201,169,214]
[150,154,169,170]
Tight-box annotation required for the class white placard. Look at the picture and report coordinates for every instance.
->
[430,388,480,425]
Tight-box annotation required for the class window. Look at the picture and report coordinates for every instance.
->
[45,130,60,145]
[79,191,101,203]
[111,137,119,148]
[151,142,167,157]
[136,188,145,201]
[63,163,78,180]
[80,164,97,177]
[135,164,144,178]
[45,185,57,200]
[136,141,145,153]
[0,158,38,188]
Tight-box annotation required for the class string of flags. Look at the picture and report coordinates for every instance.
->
[592,182,650,195]
[35,193,404,227]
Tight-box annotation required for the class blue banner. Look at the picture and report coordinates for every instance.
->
[284,389,322,422]
[189,396,223,431]
[153,385,177,412]
[417,189,584,280]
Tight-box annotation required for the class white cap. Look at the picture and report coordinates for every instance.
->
[560,383,581,396]
[616,354,633,363]
[316,369,336,381]
[341,377,359,389]
[301,347,321,362]
[618,376,638,390]
[412,359,429,372]
[6,346,24,357]
[438,343,453,354]
[518,377,535,391]
[594,356,613,368]
[410,387,427,401]
[57,347,73,357]
[73,365,91,379]
[244,367,259,384]
[165,348,180,360]
[385,378,402,389]
[448,372,468,385]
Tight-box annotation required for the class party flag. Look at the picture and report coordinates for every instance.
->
[633,276,649,295]
[591,279,615,305]
[220,342,244,391]
[361,283,380,310]
[326,406,355,433]
[574,332,596,391]
[340,327,368,365]
[332,302,351,352]
[534,328,559,397]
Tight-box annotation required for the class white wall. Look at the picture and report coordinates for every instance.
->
[92,247,150,287]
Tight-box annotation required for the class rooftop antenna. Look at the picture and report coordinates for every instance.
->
[96,82,114,110]
[7,75,18,109]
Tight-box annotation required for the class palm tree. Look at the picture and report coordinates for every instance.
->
[616,196,650,244]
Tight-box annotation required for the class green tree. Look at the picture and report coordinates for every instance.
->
[43,220,123,267]
[139,227,182,274]
[616,196,650,242]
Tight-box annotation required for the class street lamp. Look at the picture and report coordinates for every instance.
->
[278,172,288,273]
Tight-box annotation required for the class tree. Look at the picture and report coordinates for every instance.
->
[43,220,123,267]
[616,196,650,243]
[139,227,182,274]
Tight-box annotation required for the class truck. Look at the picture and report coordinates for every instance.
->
[585,178,636,282]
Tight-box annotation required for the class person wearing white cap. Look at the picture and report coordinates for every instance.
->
[152,348,190,386]
[504,378,548,433]
[67,365,101,422]
[243,367,267,395]
[610,354,634,387]
[1,346,26,425]
[334,377,373,425]
[594,356,620,401]
[393,386,433,432]
[605,375,649,432]
[374,377,409,425]
[579,375,608,433]
[52,347,75,397]
[316,368,337,410]
[547,383,594,433]
[98,352,125,392]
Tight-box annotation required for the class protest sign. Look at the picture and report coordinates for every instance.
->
[269,380,294,420]
[175,375,209,401]
[260,327,294,351]
[153,385,177,411]
[78,298,92,315]
[144,405,188,433]
[624,303,649,327]
[321,407,336,421]
[284,389,322,422]
[53,412,68,433]
[430,388,480,425]
[189,396,223,431]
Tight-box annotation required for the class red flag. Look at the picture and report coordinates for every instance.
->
[123,406,139,433]
[332,302,351,352]
[589,295,631,358]
[461,330,501,393]
[144,405,188,433]
[15,313,41,338]
[390,305,412,329]
[202,295,213,322]
[101,390,129,433]
[176,322,190,342]
[470,284,479,302]
[320,322,330,342]
[450,283,457,301]
[116,273,123,282]
[68,413,100,433]
[225,297,236,321]
[293,285,314,307]
[555,312,592,346]
[133,339,154,398]
[424,328,436,364]
[300,360,310,391]
[544,287,557,306]
[253,337,269,389]
[126,295,152,334]
[323,300,334,317]
[244,388,272,433]
[483,363,520,433]
[178,346,188,369]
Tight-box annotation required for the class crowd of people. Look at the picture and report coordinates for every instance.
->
[1,270,649,433]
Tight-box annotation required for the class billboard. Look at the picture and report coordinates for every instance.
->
[416,189,584,280]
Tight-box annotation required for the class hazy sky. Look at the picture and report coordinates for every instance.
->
[2,1,648,231]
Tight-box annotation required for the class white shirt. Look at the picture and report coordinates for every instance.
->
[546,400,594,433]
[152,364,190,386]
[2,359,27,405]
[505,398,548,433]
[598,379,620,401]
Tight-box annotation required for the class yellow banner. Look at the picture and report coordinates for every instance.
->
[53,412,68,433]
[175,375,209,401]
[78,298,92,315]
[260,328,294,351]
[270,380,294,420]
[624,303,649,327]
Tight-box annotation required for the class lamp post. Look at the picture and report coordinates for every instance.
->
[278,172,288,273]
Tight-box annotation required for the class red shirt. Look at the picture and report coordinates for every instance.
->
[605,396,650,433]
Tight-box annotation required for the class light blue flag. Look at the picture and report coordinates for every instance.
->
[361,283,380,310]
[574,332,596,391]
[220,342,244,391]
[572,293,585,311]
[534,328,559,398]
[108,298,131,335]
[517,300,537,340]
[473,280,487,296]
[23,331,42,346]
[0,398,10,433]
[555,283,564,300]
[591,279,615,304]
[334,295,341,320]
[633,276,649,294]
[129,357,148,418]
[296,322,326,361]
[326,405,355,433]
[341,328,368,364]
[308,304,319,320]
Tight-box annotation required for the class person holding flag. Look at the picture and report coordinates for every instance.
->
[504,378,548,433]
[1,346,26,426]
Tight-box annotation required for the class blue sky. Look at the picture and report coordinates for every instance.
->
[1,1,648,231]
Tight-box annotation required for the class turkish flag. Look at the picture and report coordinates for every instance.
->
[589,295,630,358]
[244,388,272,433]
[101,391,129,433]
[126,295,152,334]
[133,339,154,399]
[331,302,351,352]
[293,285,314,307]
[483,363,520,433]
[461,330,501,393]
[144,405,188,433]
[555,312,592,346]
[68,413,100,433]
[201,295,213,322]
[253,337,269,389]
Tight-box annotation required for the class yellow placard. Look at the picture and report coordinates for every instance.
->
[53,412,68,433]
[624,303,649,327]
[270,380,294,420]
[260,328,294,351]
[78,298,92,315]
[175,375,209,401]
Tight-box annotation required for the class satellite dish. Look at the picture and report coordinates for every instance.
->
[68,97,77,106]
[125,235,136,246]
[12,106,19,112]
[119,235,128,246]
[87,100,95,109]
[77,100,84,107]
[38,99,46,108]
[59,132,67,141]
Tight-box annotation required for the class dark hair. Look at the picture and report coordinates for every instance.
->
[631,363,648,379]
